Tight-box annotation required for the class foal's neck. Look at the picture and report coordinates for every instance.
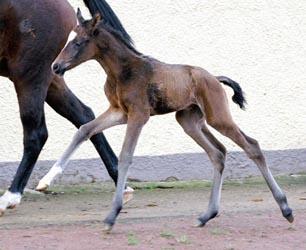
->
[96,36,141,81]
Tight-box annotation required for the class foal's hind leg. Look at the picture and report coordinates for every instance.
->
[175,106,226,227]
[211,121,294,223]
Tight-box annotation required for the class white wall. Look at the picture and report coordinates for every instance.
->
[1,0,305,183]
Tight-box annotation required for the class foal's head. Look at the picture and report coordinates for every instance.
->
[52,9,108,76]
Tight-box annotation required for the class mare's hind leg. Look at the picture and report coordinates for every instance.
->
[175,106,226,227]
[36,76,117,190]
[0,77,49,216]
[210,121,294,223]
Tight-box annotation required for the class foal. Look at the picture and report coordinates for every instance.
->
[50,10,293,231]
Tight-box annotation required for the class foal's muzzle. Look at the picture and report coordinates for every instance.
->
[52,63,66,76]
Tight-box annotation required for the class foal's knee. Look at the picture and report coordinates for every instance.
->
[76,124,91,141]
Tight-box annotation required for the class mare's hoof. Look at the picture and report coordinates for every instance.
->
[123,186,134,205]
[35,183,49,192]
[0,209,5,217]
[103,223,113,233]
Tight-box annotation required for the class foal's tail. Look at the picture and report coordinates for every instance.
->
[83,0,133,44]
[216,76,247,110]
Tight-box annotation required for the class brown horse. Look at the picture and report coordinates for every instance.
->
[50,10,294,232]
[0,0,133,216]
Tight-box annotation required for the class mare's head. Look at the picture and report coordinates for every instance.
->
[52,9,103,76]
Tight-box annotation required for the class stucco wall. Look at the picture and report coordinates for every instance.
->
[1,0,306,187]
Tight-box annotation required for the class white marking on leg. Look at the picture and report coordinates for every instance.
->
[38,164,63,188]
[0,191,22,210]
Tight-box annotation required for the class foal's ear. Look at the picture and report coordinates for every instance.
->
[92,13,101,36]
[76,8,85,24]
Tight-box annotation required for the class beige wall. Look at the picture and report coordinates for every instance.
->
[1,0,305,183]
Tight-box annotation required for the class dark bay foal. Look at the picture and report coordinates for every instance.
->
[50,10,293,232]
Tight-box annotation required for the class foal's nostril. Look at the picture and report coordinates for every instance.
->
[52,63,60,73]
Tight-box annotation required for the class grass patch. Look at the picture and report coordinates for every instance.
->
[176,235,191,244]
[160,230,176,238]
[127,232,139,246]
[209,228,223,235]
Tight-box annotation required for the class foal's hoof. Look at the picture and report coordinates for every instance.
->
[123,186,134,205]
[103,223,113,233]
[193,219,205,228]
[283,208,294,223]
[7,205,16,209]
[35,182,49,192]
[285,212,294,223]
[0,209,5,217]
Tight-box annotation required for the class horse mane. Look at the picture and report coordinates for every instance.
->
[100,21,142,56]
[83,0,133,46]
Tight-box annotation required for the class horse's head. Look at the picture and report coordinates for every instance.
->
[52,8,101,76]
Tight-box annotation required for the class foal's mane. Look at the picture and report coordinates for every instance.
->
[98,21,142,56]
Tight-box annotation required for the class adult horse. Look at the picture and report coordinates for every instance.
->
[0,0,133,216]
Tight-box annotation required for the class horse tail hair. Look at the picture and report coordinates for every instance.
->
[216,76,247,110]
[83,0,133,44]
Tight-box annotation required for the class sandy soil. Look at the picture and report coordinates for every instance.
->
[0,177,305,250]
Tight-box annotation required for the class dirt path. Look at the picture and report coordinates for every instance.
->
[0,177,305,250]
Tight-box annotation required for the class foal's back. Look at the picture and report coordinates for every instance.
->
[147,58,231,122]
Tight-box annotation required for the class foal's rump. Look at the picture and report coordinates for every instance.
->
[187,66,246,126]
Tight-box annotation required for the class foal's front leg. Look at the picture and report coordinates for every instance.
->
[37,108,127,188]
[103,112,149,232]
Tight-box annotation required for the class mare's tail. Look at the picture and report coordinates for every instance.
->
[216,76,247,110]
[83,0,132,44]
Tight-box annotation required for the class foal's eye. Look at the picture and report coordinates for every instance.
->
[74,41,82,49]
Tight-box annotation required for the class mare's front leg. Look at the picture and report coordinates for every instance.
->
[36,76,118,190]
[103,111,149,232]
[0,78,49,216]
